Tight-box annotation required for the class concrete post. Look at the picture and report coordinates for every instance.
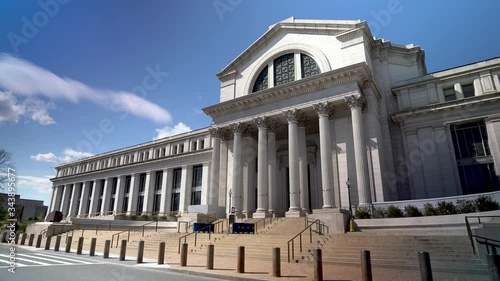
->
[487,254,500,281]
[54,236,61,251]
[77,237,84,254]
[158,242,165,264]
[64,236,72,252]
[103,240,110,258]
[28,234,35,246]
[361,250,372,281]
[1,231,6,243]
[89,238,97,256]
[314,248,323,281]
[119,240,127,261]
[273,247,281,277]
[35,234,42,248]
[44,235,52,250]
[207,244,214,270]
[418,252,433,281]
[15,233,20,244]
[180,243,188,266]
[137,240,144,263]
[237,246,245,273]
[20,233,27,245]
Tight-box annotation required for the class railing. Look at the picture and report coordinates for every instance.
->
[287,219,329,263]
[76,210,179,219]
[253,217,273,233]
[111,220,158,248]
[465,215,500,255]
[177,219,227,254]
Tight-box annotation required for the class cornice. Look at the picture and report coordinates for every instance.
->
[205,63,372,119]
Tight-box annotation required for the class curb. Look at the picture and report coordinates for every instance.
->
[167,267,269,281]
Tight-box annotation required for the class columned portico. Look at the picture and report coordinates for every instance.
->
[345,95,372,206]
[254,117,270,218]
[283,109,305,217]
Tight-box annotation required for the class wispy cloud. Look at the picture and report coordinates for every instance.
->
[154,122,191,140]
[0,53,172,124]
[31,148,93,163]
[17,175,53,195]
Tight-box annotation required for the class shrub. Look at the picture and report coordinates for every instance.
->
[386,205,404,218]
[372,207,386,218]
[151,215,158,221]
[355,208,371,219]
[423,203,437,216]
[160,215,168,221]
[404,205,422,217]
[456,199,477,214]
[475,196,500,212]
[140,214,149,221]
[436,201,457,215]
[129,215,137,220]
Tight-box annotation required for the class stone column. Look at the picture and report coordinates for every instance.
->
[160,169,172,214]
[114,176,125,214]
[208,127,223,207]
[60,184,72,217]
[282,109,304,217]
[313,102,335,208]
[267,122,279,215]
[142,172,154,214]
[101,178,111,215]
[89,181,100,215]
[345,95,372,206]
[48,187,56,213]
[127,174,138,215]
[78,181,90,216]
[230,123,246,217]
[178,165,192,213]
[254,117,269,218]
[67,183,80,218]
[297,116,309,213]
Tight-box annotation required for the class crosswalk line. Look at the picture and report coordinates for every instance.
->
[0,258,27,267]
[17,254,72,265]
[33,253,94,264]
[0,254,50,265]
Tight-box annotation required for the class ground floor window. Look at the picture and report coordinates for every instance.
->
[171,192,180,212]
[136,195,144,213]
[153,193,161,213]
[122,196,129,212]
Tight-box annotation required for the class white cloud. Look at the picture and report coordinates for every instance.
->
[31,148,93,164]
[0,53,172,124]
[154,122,192,140]
[17,175,53,194]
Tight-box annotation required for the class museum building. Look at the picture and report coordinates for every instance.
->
[48,18,500,220]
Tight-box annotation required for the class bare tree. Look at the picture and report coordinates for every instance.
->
[0,148,13,191]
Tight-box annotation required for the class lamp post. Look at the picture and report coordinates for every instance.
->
[228,189,232,213]
[346,179,354,232]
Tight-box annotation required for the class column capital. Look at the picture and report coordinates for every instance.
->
[253,116,269,129]
[345,95,366,110]
[313,102,335,118]
[230,122,249,135]
[282,109,305,124]
[209,127,230,140]
[268,118,283,133]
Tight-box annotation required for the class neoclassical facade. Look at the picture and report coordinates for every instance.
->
[49,18,500,220]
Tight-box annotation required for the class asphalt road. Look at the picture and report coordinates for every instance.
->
[0,244,217,281]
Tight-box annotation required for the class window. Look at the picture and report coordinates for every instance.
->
[136,195,144,213]
[155,171,163,191]
[124,176,131,194]
[139,173,147,192]
[191,165,203,205]
[172,145,177,155]
[274,53,295,86]
[173,168,182,190]
[451,121,500,194]
[192,141,197,151]
[111,177,118,195]
[171,193,180,212]
[200,140,205,149]
[462,84,474,98]
[179,144,184,153]
[171,168,182,212]
[252,67,268,92]
[443,88,456,101]
[152,194,161,213]
[161,148,166,157]
[301,54,320,78]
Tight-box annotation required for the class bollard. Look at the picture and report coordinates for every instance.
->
[314,248,323,281]
[361,250,373,281]
[20,233,27,245]
[54,236,61,251]
[158,242,165,264]
[207,244,214,270]
[1,232,6,243]
[487,254,500,281]
[28,234,35,246]
[237,246,245,273]
[35,234,42,248]
[77,237,84,254]
[418,252,433,281]
[273,247,281,277]
[180,243,188,266]
[137,240,144,263]
[15,233,20,244]
[45,235,52,250]
[119,240,127,261]
[89,238,97,256]
[65,236,73,253]
[103,240,110,258]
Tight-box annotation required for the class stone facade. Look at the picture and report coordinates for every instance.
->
[49,18,500,220]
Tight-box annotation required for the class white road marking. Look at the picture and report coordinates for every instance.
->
[17,254,72,265]
[33,253,94,264]
[0,254,50,265]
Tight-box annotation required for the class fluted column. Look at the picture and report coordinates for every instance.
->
[52,185,63,212]
[60,184,72,217]
[68,183,80,217]
[254,117,269,218]
[101,178,112,215]
[313,102,335,208]
[345,95,372,206]
[209,127,223,206]
[297,116,309,213]
[267,121,280,215]
[230,122,246,217]
[283,109,305,216]
[78,181,91,217]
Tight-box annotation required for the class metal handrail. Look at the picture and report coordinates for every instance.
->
[111,220,158,248]
[177,220,226,254]
[253,217,273,233]
[465,215,500,255]
[287,219,329,263]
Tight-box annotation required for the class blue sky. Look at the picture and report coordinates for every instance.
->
[0,0,499,206]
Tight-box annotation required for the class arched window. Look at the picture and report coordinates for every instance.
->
[252,67,268,92]
[274,53,295,86]
[301,54,320,78]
